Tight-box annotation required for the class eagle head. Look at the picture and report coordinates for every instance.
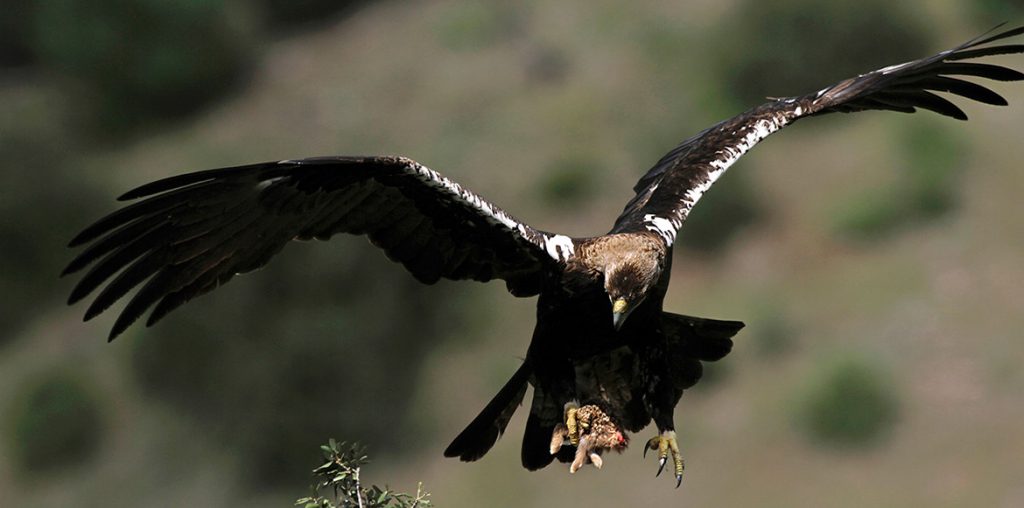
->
[604,259,659,331]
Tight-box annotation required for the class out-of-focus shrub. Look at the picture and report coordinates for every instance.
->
[434,2,523,51]
[0,0,34,67]
[260,0,369,27]
[537,155,603,209]
[129,245,450,485]
[525,45,571,86]
[832,121,967,242]
[899,121,966,219]
[830,190,907,240]
[970,0,1024,25]
[676,171,762,254]
[718,0,931,108]
[0,86,105,342]
[31,0,255,134]
[750,307,796,358]
[793,354,900,448]
[5,369,104,474]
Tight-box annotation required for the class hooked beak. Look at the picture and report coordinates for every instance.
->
[611,299,629,331]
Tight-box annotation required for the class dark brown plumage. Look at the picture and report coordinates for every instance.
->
[63,25,1023,485]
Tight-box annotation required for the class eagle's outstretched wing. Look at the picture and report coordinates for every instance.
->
[63,156,577,340]
[612,25,1024,244]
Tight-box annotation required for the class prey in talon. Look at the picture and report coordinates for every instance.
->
[550,402,629,473]
[532,317,736,484]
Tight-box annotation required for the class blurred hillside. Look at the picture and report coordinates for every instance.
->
[2,0,1023,507]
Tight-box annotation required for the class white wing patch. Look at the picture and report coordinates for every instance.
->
[643,214,680,244]
[406,159,521,231]
[695,116,788,199]
[401,157,574,263]
[256,176,287,189]
[543,234,576,262]
[643,112,792,246]
[879,61,915,75]
[708,118,784,171]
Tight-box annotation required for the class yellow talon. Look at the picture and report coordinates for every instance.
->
[645,430,684,487]
[564,402,580,446]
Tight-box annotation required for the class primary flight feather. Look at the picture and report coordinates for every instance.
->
[64,25,1024,486]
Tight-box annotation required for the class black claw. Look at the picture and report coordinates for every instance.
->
[675,474,682,489]
[656,457,666,477]
[643,446,648,458]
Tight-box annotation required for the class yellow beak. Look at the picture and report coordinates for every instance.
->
[612,299,629,331]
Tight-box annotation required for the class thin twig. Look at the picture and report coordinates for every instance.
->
[354,466,364,508]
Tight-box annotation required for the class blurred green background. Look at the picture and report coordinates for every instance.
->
[2,0,1023,506]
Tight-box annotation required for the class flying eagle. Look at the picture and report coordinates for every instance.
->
[64,26,1023,486]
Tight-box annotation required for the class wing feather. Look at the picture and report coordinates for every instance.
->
[612,25,1023,243]
[64,156,573,340]
[900,76,1008,105]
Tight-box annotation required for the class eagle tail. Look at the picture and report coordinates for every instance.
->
[444,362,530,462]
[661,312,744,362]
[520,385,576,470]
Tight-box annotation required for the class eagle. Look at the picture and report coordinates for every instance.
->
[64,26,1023,487]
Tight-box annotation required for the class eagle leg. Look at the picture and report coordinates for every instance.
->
[644,430,683,488]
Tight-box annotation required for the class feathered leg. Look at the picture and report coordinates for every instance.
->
[640,312,743,487]
[643,372,685,488]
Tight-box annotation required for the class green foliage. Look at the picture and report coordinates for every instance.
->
[832,121,967,241]
[969,0,1024,24]
[130,319,233,412]
[537,155,603,209]
[794,355,900,448]
[831,190,907,240]
[434,2,522,51]
[524,45,571,85]
[0,0,34,66]
[6,369,104,474]
[0,87,105,341]
[718,0,931,108]
[296,440,431,508]
[899,121,966,218]
[260,0,368,27]
[750,308,796,358]
[31,0,254,134]
[130,245,450,485]
[676,171,762,253]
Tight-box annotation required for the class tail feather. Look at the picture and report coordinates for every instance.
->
[520,410,558,470]
[444,362,530,462]
[520,385,572,470]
